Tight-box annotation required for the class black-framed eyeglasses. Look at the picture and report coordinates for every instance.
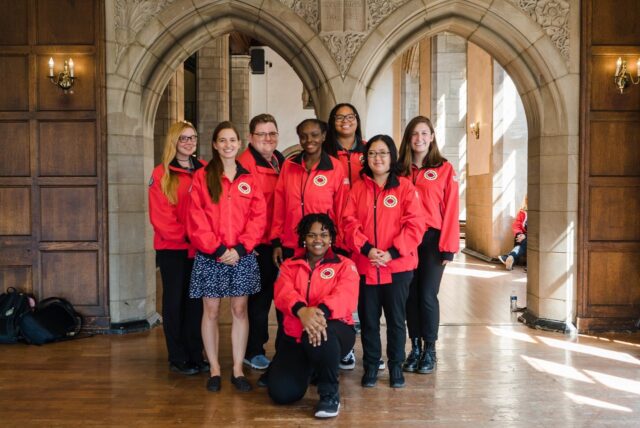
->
[367,151,391,158]
[178,135,198,143]
[335,114,357,122]
[253,132,279,139]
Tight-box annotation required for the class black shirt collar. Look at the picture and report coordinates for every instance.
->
[292,151,334,171]
[248,144,284,169]
[170,156,205,171]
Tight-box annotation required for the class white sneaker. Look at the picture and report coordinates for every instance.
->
[339,349,355,370]
[498,255,514,271]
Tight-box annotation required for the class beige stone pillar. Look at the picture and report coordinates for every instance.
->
[153,65,185,165]
[197,35,229,160]
[230,54,251,145]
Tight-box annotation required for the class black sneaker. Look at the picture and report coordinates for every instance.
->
[169,361,198,375]
[314,395,340,418]
[389,365,405,388]
[193,360,210,373]
[256,372,269,388]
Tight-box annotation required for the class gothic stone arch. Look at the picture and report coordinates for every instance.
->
[349,0,579,329]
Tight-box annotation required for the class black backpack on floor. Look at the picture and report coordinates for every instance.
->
[19,297,82,345]
[0,287,32,344]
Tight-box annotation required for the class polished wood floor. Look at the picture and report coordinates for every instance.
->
[2,253,639,427]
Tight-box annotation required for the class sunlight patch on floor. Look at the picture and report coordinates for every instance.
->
[564,392,632,412]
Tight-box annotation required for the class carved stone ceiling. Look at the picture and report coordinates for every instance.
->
[113,0,570,75]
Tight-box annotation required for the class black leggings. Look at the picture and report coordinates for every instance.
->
[405,229,446,342]
[156,249,203,363]
[268,320,355,404]
[246,244,279,358]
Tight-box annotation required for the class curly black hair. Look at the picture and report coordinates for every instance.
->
[296,213,337,248]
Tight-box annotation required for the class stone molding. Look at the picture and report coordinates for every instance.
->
[510,0,570,60]
[279,0,319,32]
[114,0,176,66]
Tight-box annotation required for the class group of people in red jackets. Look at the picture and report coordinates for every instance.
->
[148,105,459,419]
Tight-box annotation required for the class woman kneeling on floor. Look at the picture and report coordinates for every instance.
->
[267,213,359,419]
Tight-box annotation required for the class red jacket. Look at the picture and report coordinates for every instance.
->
[411,161,460,256]
[187,163,267,257]
[270,152,349,249]
[512,209,527,236]
[149,158,206,255]
[274,251,359,342]
[342,174,426,285]
[238,145,285,245]
[335,139,366,188]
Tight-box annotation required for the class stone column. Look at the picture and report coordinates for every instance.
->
[230,54,251,144]
[197,35,229,160]
[153,65,184,165]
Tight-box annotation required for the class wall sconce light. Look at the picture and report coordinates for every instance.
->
[470,122,480,140]
[48,57,76,93]
[613,57,640,94]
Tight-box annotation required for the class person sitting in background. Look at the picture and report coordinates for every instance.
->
[499,195,528,271]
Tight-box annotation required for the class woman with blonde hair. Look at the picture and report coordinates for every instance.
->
[148,120,207,375]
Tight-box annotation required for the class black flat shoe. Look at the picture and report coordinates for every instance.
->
[206,376,221,392]
[231,375,252,392]
[256,372,268,388]
[169,361,198,375]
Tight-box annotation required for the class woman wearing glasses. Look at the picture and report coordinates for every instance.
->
[188,121,267,393]
[323,103,367,188]
[271,119,348,266]
[398,116,459,375]
[268,213,359,419]
[148,120,207,376]
[342,135,425,389]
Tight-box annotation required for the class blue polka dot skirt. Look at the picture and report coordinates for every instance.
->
[189,252,261,298]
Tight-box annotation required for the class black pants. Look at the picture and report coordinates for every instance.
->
[156,249,203,363]
[406,229,446,342]
[246,244,279,358]
[358,271,412,369]
[268,320,355,404]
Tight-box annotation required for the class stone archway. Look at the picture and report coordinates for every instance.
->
[105,0,340,324]
[348,0,578,329]
[105,0,578,329]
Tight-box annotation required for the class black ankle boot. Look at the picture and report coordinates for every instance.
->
[361,365,379,388]
[402,338,421,372]
[389,365,405,388]
[417,341,436,374]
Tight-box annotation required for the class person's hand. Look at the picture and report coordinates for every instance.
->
[379,251,392,265]
[219,248,239,265]
[307,328,327,347]
[298,307,327,339]
[516,233,526,243]
[272,247,283,267]
[368,248,386,266]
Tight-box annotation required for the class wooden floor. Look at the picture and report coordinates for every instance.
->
[2,253,639,427]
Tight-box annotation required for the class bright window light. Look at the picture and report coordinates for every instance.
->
[584,370,640,395]
[537,336,640,366]
[487,326,537,343]
[522,355,594,383]
[564,392,632,412]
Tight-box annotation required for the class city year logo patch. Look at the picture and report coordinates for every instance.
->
[358,154,364,164]
[320,268,335,279]
[383,195,398,208]
[238,182,251,194]
[424,170,438,181]
[313,175,328,187]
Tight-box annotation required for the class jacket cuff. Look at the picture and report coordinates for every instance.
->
[233,244,247,257]
[213,245,228,259]
[318,303,331,319]
[292,302,306,318]
[388,246,401,259]
[441,251,454,262]
[360,241,374,256]
[271,238,282,248]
